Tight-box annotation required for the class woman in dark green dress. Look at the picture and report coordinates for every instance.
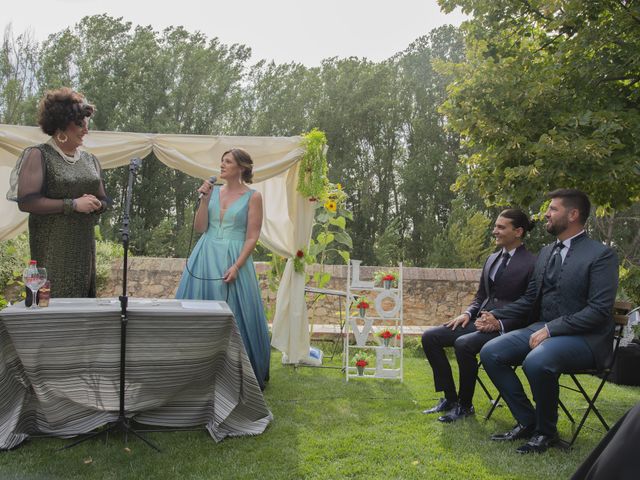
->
[7,87,109,297]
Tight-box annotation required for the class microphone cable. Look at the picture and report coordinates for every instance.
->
[184,191,230,303]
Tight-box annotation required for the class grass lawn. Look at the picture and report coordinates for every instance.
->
[1,345,638,480]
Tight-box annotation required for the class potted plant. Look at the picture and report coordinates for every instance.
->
[377,327,399,347]
[374,270,398,289]
[356,298,370,318]
[353,351,370,376]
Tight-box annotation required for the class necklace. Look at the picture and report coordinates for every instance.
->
[48,139,81,165]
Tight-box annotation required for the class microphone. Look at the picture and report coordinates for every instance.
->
[198,176,217,199]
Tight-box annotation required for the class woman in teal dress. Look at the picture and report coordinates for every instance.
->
[176,148,270,389]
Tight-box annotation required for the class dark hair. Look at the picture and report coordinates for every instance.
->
[223,148,254,184]
[499,208,535,237]
[37,87,95,136]
[547,188,591,225]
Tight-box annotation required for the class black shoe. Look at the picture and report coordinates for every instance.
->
[490,423,535,442]
[438,404,475,423]
[516,432,559,454]
[422,398,456,414]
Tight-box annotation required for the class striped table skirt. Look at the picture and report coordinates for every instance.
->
[0,298,272,450]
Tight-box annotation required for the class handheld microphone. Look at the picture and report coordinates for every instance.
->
[198,176,217,199]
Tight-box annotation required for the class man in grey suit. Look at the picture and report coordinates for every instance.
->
[479,189,619,454]
[421,209,536,422]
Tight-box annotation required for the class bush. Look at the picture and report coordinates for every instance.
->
[96,239,124,291]
[0,233,30,303]
[619,262,640,307]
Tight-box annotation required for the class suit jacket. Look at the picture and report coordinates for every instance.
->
[466,244,536,332]
[491,233,619,370]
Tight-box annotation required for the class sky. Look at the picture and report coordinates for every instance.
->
[3,0,467,66]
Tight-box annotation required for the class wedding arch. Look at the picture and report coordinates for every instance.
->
[0,124,316,363]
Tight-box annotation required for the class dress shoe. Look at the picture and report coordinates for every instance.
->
[438,404,475,423]
[490,423,535,442]
[516,432,559,454]
[422,398,456,414]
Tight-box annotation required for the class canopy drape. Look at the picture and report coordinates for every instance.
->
[0,124,314,363]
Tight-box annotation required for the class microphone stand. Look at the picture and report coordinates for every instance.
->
[62,158,160,452]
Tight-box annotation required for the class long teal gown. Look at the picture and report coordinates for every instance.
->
[176,185,270,389]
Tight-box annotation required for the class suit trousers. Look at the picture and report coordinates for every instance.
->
[422,323,498,406]
[480,322,595,435]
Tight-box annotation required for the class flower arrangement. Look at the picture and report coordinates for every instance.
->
[355,298,370,317]
[293,249,306,273]
[356,299,370,310]
[377,327,399,346]
[377,328,399,340]
[374,270,398,288]
[352,351,370,367]
[297,129,328,200]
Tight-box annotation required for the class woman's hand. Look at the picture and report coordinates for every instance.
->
[74,194,102,213]
[197,181,214,199]
[223,264,240,283]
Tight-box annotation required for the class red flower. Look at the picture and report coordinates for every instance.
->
[356,301,369,309]
[381,330,393,339]
[355,359,368,367]
[383,274,395,281]
[296,250,304,258]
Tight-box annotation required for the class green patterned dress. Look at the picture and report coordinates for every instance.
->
[13,143,108,298]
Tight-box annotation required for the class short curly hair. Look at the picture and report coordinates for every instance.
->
[223,148,254,184]
[37,87,95,136]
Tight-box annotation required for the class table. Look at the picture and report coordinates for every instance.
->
[0,298,272,450]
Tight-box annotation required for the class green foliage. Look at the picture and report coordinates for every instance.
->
[0,233,30,288]
[306,183,352,276]
[0,233,30,304]
[619,262,640,307]
[438,0,640,211]
[429,197,494,267]
[297,129,329,200]
[93,226,125,291]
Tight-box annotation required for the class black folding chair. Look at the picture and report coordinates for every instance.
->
[559,301,631,446]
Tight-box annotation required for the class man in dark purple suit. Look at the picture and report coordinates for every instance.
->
[421,209,537,422]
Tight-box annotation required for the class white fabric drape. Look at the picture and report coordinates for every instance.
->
[0,124,315,363]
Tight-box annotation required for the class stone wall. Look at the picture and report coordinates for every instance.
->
[101,258,481,327]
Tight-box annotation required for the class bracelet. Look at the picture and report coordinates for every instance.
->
[232,264,240,273]
[63,198,74,215]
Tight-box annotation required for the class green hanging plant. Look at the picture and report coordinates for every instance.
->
[297,129,328,200]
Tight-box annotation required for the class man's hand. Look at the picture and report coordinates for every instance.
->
[476,311,500,333]
[444,313,470,330]
[529,327,549,349]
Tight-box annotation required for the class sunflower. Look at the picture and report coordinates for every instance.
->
[324,200,337,212]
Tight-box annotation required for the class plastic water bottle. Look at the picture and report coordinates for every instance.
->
[24,260,38,307]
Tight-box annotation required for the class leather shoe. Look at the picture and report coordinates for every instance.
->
[422,398,456,414]
[516,432,559,454]
[438,404,475,423]
[490,423,534,442]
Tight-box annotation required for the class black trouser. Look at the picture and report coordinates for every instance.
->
[421,323,499,407]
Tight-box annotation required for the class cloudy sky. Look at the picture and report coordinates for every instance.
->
[4,0,466,66]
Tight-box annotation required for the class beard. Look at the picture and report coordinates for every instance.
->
[546,216,568,236]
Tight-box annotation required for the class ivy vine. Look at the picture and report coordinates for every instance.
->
[297,129,328,200]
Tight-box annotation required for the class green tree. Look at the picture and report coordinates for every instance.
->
[437,0,640,210]
[397,25,466,266]
[428,196,494,267]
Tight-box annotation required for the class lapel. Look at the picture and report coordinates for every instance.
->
[483,251,501,291]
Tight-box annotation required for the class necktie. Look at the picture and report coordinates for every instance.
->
[493,252,511,284]
[544,242,565,287]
